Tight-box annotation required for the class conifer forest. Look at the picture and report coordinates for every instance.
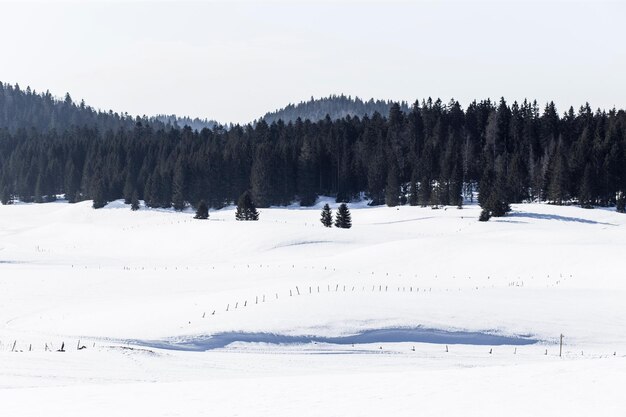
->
[1,82,625,216]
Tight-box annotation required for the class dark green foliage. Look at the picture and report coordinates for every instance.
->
[1,83,626,213]
[478,209,491,222]
[194,200,209,219]
[298,137,317,206]
[172,160,186,211]
[579,164,595,208]
[617,192,626,213]
[262,95,410,124]
[385,162,400,207]
[130,191,140,211]
[1,187,11,205]
[123,173,135,205]
[548,139,570,205]
[235,191,259,221]
[334,203,352,229]
[408,172,419,206]
[91,179,107,209]
[478,160,511,219]
[320,203,333,227]
[250,140,276,208]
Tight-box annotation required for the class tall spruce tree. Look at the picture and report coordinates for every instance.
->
[235,191,259,221]
[579,164,595,208]
[298,137,318,206]
[408,170,419,206]
[548,139,570,205]
[320,203,333,227]
[617,192,626,213]
[130,191,140,211]
[334,203,352,229]
[385,162,400,207]
[172,160,186,211]
[194,200,209,219]
[1,187,11,205]
[92,179,107,209]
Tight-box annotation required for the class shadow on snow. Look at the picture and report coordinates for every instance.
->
[507,211,615,226]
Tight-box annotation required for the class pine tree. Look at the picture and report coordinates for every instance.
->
[617,191,626,213]
[250,143,275,208]
[478,209,491,222]
[130,191,140,211]
[334,203,352,229]
[235,191,259,221]
[478,160,510,219]
[92,178,107,209]
[172,160,186,211]
[298,138,317,206]
[1,187,11,205]
[123,173,135,205]
[34,175,44,203]
[320,203,333,227]
[548,139,570,205]
[419,176,431,207]
[579,164,595,208]
[385,162,400,207]
[450,162,463,209]
[194,200,209,219]
[489,174,511,217]
[408,171,419,206]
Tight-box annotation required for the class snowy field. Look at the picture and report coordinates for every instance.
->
[1,199,625,416]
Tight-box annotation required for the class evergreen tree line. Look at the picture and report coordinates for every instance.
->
[262,94,410,124]
[0,81,172,134]
[1,95,626,216]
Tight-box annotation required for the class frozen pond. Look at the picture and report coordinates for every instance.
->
[134,327,539,351]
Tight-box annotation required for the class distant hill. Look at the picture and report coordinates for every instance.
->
[261,95,410,124]
[0,81,168,134]
[154,115,221,131]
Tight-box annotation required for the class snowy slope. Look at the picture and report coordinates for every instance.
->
[1,199,625,416]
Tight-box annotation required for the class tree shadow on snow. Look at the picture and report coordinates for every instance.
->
[507,211,616,226]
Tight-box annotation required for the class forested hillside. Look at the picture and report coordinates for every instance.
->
[1,83,625,215]
[154,115,220,132]
[0,82,171,134]
[261,95,410,124]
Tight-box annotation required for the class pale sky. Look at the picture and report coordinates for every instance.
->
[1,0,624,124]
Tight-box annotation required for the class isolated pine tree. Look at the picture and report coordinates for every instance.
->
[334,203,352,229]
[235,191,259,221]
[194,200,209,219]
[130,191,140,211]
[320,204,333,227]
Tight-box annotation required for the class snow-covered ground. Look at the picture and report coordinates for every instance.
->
[1,199,625,416]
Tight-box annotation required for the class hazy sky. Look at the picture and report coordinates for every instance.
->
[1,0,624,124]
